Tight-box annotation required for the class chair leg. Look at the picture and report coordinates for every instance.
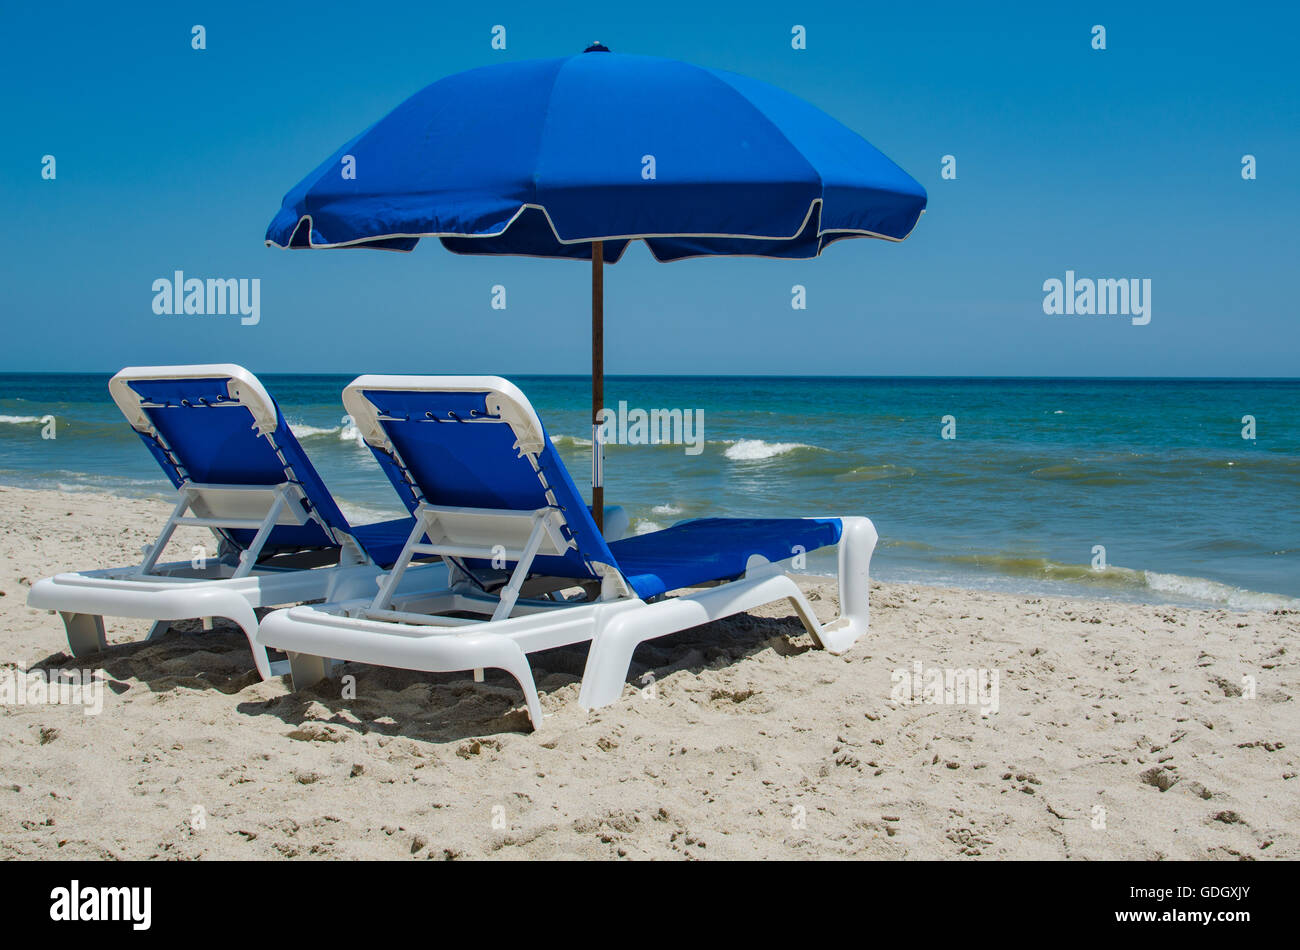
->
[287,652,332,690]
[494,647,543,729]
[227,604,276,680]
[61,612,107,658]
[813,515,878,654]
[578,611,649,711]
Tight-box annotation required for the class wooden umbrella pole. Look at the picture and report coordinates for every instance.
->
[591,240,604,534]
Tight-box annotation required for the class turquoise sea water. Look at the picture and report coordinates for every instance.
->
[1,373,1297,609]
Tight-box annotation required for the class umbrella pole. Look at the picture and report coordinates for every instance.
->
[591,240,604,534]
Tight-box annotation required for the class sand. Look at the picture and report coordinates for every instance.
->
[0,484,1295,860]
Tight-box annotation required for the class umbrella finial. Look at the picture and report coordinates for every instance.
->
[584,41,610,52]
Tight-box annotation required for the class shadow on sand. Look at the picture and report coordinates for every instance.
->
[27,609,817,743]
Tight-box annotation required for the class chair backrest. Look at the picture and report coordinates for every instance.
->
[109,364,351,553]
[343,375,618,581]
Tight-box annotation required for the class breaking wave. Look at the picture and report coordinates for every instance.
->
[938,553,1300,610]
[723,439,819,461]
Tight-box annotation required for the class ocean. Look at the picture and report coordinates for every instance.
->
[2,373,1297,610]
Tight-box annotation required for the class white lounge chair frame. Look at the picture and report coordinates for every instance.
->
[366,502,572,624]
[27,364,434,678]
[136,481,330,578]
[257,375,878,728]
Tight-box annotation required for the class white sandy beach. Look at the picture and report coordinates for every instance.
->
[1,484,1295,860]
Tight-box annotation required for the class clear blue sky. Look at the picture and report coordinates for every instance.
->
[2,1,1296,376]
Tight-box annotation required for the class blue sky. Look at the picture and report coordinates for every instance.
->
[2,1,1297,376]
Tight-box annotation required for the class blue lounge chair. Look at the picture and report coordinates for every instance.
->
[258,375,878,728]
[27,364,435,677]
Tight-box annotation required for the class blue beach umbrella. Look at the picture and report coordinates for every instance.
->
[266,45,927,527]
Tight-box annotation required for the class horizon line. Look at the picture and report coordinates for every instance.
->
[1,370,1298,383]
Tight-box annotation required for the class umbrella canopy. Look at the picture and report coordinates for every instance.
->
[266,47,927,526]
[266,48,926,258]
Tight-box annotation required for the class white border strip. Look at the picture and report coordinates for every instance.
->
[109,364,279,435]
[267,199,926,261]
[343,375,548,457]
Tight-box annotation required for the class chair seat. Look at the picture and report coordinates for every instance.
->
[349,517,419,568]
[609,517,842,600]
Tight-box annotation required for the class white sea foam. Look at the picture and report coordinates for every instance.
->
[551,434,594,448]
[723,439,811,461]
[289,421,368,448]
[52,478,160,497]
[0,415,44,425]
[634,519,662,535]
[338,420,367,448]
[1142,571,1300,611]
[336,500,409,527]
[935,551,1299,611]
[289,423,337,439]
[651,503,682,515]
